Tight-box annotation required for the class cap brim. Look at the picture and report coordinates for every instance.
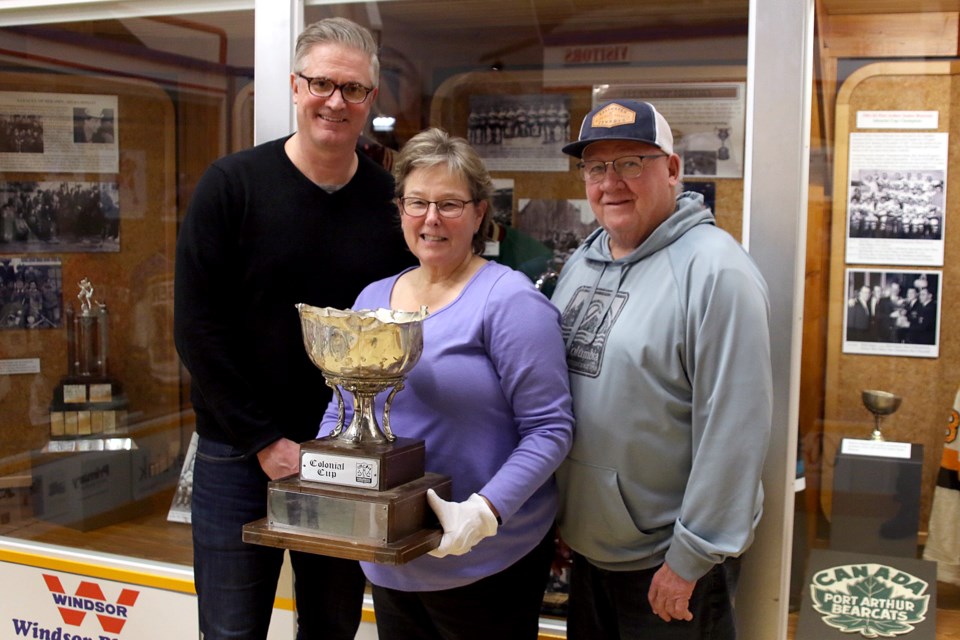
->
[562,136,664,159]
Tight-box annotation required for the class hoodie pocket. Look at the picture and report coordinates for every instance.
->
[557,458,669,564]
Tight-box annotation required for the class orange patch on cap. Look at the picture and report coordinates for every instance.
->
[590,103,637,129]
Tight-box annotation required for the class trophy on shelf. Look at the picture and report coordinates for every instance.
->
[861,389,902,442]
[243,305,451,565]
[48,278,128,440]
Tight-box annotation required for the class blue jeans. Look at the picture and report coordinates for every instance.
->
[567,553,736,640]
[192,437,366,640]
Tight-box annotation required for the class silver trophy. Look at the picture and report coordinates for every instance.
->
[861,389,902,442]
[297,304,426,444]
[49,278,128,439]
[244,305,451,564]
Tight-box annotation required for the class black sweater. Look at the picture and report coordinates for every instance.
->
[174,137,415,456]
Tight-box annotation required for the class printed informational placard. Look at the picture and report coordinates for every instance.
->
[594,82,746,178]
[845,132,948,266]
[0,358,40,375]
[856,110,939,130]
[841,438,912,460]
[0,91,118,173]
[841,268,941,358]
[469,94,571,172]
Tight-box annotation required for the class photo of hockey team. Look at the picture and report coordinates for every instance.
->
[0,180,121,252]
[468,94,571,171]
[847,169,944,241]
[844,131,948,266]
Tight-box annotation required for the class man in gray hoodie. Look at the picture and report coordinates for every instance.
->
[552,99,773,639]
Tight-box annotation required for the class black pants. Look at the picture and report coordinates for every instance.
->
[567,553,737,640]
[371,529,554,640]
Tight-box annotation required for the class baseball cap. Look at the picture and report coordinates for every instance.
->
[562,99,674,158]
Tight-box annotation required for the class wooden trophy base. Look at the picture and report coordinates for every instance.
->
[49,376,128,438]
[243,471,451,565]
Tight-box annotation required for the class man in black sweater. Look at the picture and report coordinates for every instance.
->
[174,17,414,640]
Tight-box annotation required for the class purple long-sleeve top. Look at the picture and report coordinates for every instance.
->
[320,261,574,591]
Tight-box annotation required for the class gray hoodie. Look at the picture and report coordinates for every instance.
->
[552,192,772,580]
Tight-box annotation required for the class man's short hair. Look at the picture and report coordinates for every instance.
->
[294,17,380,86]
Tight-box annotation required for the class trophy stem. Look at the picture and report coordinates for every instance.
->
[323,376,403,445]
[870,415,885,442]
[344,391,393,444]
[325,381,346,438]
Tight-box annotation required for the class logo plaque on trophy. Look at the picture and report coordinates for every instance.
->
[49,278,128,439]
[243,305,451,565]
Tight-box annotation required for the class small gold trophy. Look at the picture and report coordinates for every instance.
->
[243,305,451,564]
[861,389,902,442]
[49,278,128,438]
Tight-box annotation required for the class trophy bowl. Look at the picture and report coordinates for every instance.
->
[862,390,902,416]
[296,304,428,444]
[861,389,902,441]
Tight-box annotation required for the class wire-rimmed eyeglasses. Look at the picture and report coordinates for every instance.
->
[398,197,477,219]
[576,154,668,184]
[297,73,373,104]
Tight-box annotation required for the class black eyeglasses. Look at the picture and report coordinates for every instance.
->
[296,73,373,104]
[576,154,668,184]
[398,197,477,219]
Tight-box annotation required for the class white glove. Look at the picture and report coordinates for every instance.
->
[427,489,499,558]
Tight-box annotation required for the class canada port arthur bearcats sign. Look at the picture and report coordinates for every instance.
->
[797,549,937,639]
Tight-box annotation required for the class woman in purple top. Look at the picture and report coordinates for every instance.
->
[320,128,574,639]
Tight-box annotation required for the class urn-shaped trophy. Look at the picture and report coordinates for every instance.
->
[243,305,451,564]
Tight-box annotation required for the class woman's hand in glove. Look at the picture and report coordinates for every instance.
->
[426,489,499,558]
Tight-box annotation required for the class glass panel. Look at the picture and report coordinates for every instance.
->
[300,0,750,625]
[798,1,960,637]
[0,10,254,567]
[2,3,770,632]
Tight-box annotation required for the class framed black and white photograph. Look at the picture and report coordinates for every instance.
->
[491,178,514,227]
[469,94,571,172]
[845,132,948,266]
[0,180,120,253]
[0,256,63,330]
[0,114,44,153]
[516,198,598,267]
[842,268,941,358]
[685,181,716,212]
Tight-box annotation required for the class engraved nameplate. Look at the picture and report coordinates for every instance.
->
[63,384,87,404]
[89,383,113,403]
[301,451,380,489]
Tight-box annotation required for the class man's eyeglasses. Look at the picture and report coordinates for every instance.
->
[398,197,477,219]
[297,73,373,104]
[576,154,668,184]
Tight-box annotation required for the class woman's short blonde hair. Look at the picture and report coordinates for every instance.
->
[394,128,494,255]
